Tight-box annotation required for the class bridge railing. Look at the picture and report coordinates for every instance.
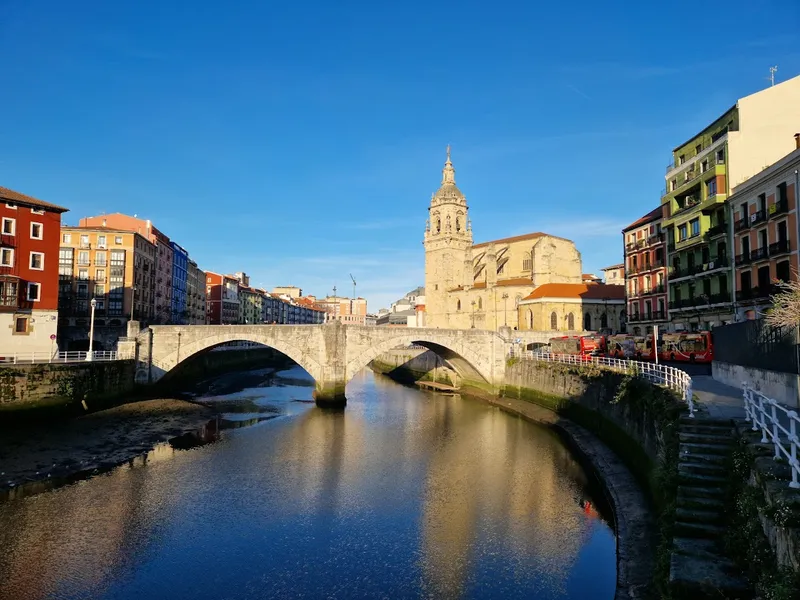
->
[0,351,119,364]
[742,383,800,489]
[511,350,695,416]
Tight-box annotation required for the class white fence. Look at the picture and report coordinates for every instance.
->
[742,383,800,489]
[0,351,119,364]
[512,351,695,416]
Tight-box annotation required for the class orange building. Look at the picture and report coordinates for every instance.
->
[730,139,799,319]
[0,186,68,354]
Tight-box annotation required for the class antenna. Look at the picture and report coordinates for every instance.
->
[768,65,778,87]
[349,274,356,299]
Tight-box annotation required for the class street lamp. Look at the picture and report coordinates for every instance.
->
[501,292,509,327]
[87,297,97,361]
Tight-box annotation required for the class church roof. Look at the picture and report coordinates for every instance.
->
[432,145,466,203]
[472,231,572,248]
[521,283,626,301]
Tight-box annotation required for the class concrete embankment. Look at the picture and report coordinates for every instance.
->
[369,347,460,387]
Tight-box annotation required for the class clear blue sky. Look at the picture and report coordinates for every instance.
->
[2,1,799,311]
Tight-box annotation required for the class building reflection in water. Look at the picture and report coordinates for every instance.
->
[0,369,614,600]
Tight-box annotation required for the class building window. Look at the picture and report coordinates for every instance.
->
[14,316,29,334]
[678,224,687,240]
[77,283,89,298]
[567,313,574,330]
[716,149,724,163]
[29,252,44,270]
[97,235,107,248]
[94,284,105,296]
[2,217,15,235]
[0,248,13,267]
[457,299,461,311]
[584,313,592,330]
[115,236,123,245]
[5,203,17,210]
[706,178,717,197]
[690,219,700,237]
[670,179,677,191]
[79,234,90,248]
[477,297,482,310]
[63,233,71,243]
[550,312,557,330]
[701,159,708,173]
[523,252,532,271]
[679,154,685,165]
[695,144,702,155]
[95,251,107,266]
[30,222,43,240]
[27,282,40,301]
[78,268,88,280]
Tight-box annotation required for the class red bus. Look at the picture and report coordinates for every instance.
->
[549,335,606,358]
[658,331,713,363]
[607,334,636,359]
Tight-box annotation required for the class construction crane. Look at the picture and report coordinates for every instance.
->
[349,274,356,299]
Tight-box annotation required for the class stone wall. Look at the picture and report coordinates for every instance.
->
[0,360,136,420]
[713,360,800,409]
[369,348,461,387]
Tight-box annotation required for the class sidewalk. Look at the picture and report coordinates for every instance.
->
[691,376,747,420]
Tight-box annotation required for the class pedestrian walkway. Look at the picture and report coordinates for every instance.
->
[692,376,746,420]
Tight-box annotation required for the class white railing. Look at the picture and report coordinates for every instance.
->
[742,383,800,489]
[513,351,695,416]
[0,351,119,364]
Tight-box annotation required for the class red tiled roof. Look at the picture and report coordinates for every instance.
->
[472,231,571,249]
[602,263,624,270]
[0,185,69,213]
[522,283,626,301]
[622,206,661,232]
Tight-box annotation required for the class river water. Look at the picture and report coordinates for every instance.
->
[0,366,616,600]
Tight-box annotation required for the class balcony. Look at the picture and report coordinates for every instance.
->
[736,286,777,302]
[751,209,767,227]
[79,241,91,249]
[646,232,665,246]
[640,284,666,297]
[769,239,790,256]
[705,222,728,239]
[769,199,789,218]
[750,247,769,263]
[669,264,702,280]
[734,218,749,232]
[673,195,701,216]
[707,292,732,305]
[702,256,729,272]
[0,276,30,312]
[735,252,751,266]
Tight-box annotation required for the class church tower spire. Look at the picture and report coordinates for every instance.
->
[441,144,456,185]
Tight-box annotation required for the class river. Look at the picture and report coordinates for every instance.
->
[0,366,616,600]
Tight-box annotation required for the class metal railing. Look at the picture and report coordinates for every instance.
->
[0,351,119,364]
[742,383,800,489]
[511,351,694,416]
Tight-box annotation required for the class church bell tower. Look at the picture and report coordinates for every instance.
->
[423,146,473,328]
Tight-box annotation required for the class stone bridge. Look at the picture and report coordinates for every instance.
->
[123,322,511,406]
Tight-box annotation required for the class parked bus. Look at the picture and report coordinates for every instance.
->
[549,335,606,358]
[658,331,713,363]
[607,334,636,359]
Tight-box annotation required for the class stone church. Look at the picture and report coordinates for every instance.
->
[423,147,586,331]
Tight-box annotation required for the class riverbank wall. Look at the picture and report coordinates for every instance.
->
[369,348,461,388]
[0,360,137,423]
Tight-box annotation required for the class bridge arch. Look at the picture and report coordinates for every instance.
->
[151,330,325,384]
[345,331,498,387]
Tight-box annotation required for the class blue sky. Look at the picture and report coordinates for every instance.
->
[2,1,799,311]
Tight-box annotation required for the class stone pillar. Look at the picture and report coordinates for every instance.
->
[486,244,497,287]
[463,250,473,290]
[315,320,347,408]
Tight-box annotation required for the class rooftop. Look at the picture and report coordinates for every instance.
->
[472,231,570,249]
[602,263,625,271]
[522,283,626,301]
[0,185,69,213]
[622,206,662,232]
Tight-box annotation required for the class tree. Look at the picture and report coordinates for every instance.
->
[765,273,800,329]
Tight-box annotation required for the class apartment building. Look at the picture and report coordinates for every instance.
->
[186,260,207,324]
[0,186,68,354]
[58,226,156,348]
[623,207,668,334]
[317,295,368,324]
[239,286,264,324]
[729,137,799,319]
[206,272,240,324]
[171,242,188,324]
[601,264,625,285]
[79,213,174,324]
[662,74,800,331]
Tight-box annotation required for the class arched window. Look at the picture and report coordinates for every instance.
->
[601,312,608,329]
[477,297,482,310]
[584,313,592,331]
[456,217,461,232]
[550,311,557,330]
[523,252,532,272]
[567,312,574,330]
[528,309,533,329]
[436,218,441,233]
[457,299,461,311]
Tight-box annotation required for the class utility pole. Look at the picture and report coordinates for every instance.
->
[501,292,509,327]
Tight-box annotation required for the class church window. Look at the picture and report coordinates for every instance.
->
[523,252,532,272]
[457,299,461,311]
[477,297,482,310]
[567,313,574,330]
[550,312,557,330]
[456,217,461,232]
[584,313,592,331]
[601,312,608,329]
[436,219,441,233]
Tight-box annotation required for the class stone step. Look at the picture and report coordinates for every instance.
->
[676,493,725,511]
[670,552,750,598]
[680,424,735,436]
[678,449,728,466]
[673,520,726,539]
[680,441,733,456]
[678,470,728,487]
[672,537,725,560]
[680,416,734,427]
[679,461,727,477]
[677,485,726,500]
[675,507,725,525]
[679,431,736,445]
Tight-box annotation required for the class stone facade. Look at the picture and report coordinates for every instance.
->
[516,283,626,333]
[423,148,583,331]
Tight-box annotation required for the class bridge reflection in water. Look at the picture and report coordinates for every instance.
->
[0,368,615,600]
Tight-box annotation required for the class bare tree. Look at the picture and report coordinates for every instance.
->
[765,272,800,328]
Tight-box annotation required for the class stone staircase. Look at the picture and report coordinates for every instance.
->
[669,416,750,598]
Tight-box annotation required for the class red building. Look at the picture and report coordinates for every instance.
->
[0,186,68,354]
[206,272,240,324]
[623,206,669,335]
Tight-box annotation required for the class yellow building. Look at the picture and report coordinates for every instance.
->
[423,147,583,331]
[517,282,626,333]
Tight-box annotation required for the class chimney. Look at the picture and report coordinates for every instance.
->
[795,133,800,150]
[102,219,106,227]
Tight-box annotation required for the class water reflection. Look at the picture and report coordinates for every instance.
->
[0,367,616,600]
